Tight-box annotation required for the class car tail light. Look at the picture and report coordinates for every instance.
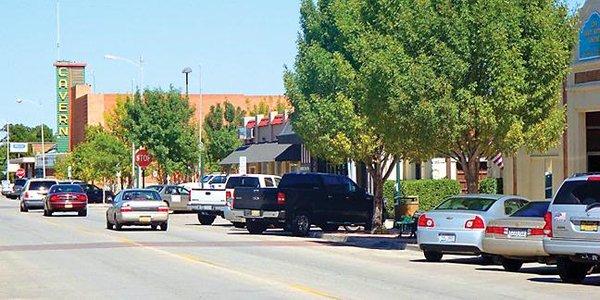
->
[465,216,485,229]
[23,192,29,199]
[529,228,545,236]
[157,206,169,212]
[417,214,435,228]
[76,194,87,202]
[120,206,133,212]
[49,194,60,201]
[277,192,286,205]
[485,226,505,235]
[588,176,600,182]
[226,190,232,200]
[543,212,553,237]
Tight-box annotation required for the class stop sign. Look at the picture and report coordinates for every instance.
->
[16,168,25,179]
[135,149,152,168]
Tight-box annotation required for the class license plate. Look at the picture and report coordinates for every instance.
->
[438,234,456,243]
[64,204,73,209]
[244,210,261,217]
[139,216,151,223]
[580,221,598,232]
[201,205,213,211]
[507,228,527,238]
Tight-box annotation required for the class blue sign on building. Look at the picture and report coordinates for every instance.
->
[580,12,600,60]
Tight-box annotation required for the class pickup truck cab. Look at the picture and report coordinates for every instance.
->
[188,174,280,227]
[233,173,373,236]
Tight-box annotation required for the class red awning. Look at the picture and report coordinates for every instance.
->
[246,120,256,128]
[258,118,270,127]
[271,115,284,125]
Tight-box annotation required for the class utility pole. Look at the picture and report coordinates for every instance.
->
[5,122,9,182]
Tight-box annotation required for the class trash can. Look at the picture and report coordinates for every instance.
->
[394,196,419,217]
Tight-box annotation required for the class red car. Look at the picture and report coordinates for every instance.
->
[43,184,88,217]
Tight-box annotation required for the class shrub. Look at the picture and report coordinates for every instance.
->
[382,179,462,218]
[479,177,502,194]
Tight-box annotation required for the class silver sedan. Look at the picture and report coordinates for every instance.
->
[417,194,529,262]
[106,189,169,231]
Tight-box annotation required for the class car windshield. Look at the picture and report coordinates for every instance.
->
[29,181,56,191]
[511,201,550,217]
[50,184,84,193]
[201,175,213,183]
[210,176,228,184]
[146,185,163,192]
[554,181,600,205]
[435,197,497,211]
[14,179,27,186]
[225,177,260,188]
[122,190,161,201]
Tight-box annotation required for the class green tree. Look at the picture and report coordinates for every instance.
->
[202,101,244,171]
[357,0,577,193]
[123,87,199,182]
[285,0,419,230]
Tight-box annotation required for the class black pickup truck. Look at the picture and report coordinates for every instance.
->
[233,173,373,236]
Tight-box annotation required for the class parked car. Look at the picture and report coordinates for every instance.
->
[78,183,114,203]
[482,200,552,271]
[417,194,529,262]
[105,189,169,231]
[8,178,28,199]
[233,173,373,237]
[43,184,88,216]
[19,179,59,212]
[147,184,192,213]
[1,180,13,196]
[188,174,280,227]
[543,174,600,284]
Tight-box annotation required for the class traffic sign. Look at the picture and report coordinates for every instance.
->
[135,149,152,168]
[16,168,25,178]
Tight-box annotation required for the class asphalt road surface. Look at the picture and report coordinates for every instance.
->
[1,195,600,299]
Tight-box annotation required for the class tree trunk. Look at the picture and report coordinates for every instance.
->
[460,154,481,194]
[371,175,385,231]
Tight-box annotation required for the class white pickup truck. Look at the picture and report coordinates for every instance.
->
[188,174,281,227]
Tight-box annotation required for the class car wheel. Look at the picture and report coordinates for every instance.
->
[160,222,168,231]
[501,258,523,272]
[246,220,266,234]
[20,202,28,212]
[424,251,443,262]
[78,209,87,217]
[320,224,339,232]
[232,222,245,229]
[198,214,216,225]
[151,224,158,230]
[291,212,311,237]
[106,219,113,230]
[480,254,496,265]
[43,206,52,217]
[557,257,590,284]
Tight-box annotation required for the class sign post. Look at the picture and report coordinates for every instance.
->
[135,149,152,188]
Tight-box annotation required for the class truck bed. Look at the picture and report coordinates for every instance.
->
[189,188,226,207]
[233,187,280,211]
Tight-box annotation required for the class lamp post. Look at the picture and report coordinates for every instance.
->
[16,99,45,178]
[197,64,204,184]
[182,67,192,96]
[104,53,144,188]
[2,121,9,182]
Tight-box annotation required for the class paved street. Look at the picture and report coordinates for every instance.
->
[0,195,599,299]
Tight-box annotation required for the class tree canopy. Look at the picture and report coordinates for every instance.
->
[203,101,245,171]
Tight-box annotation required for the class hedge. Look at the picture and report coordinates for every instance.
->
[383,179,462,218]
[479,177,503,194]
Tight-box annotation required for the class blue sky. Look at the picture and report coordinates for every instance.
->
[0,0,586,129]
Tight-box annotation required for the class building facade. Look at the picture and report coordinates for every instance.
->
[504,0,600,200]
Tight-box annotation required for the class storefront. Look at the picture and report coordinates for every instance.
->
[505,0,600,200]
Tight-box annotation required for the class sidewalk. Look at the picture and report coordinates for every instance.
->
[308,230,419,251]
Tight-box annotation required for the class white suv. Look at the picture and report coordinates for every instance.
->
[20,179,58,212]
[543,174,600,283]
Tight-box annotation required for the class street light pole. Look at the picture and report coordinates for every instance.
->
[104,53,144,188]
[198,64,204,184]
[5,122,9,182]
[16,99,46,178]
[182,67,192,96]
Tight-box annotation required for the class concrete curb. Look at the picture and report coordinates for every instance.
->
[309,231,420,251]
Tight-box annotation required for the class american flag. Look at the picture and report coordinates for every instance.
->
[492,153,504,169]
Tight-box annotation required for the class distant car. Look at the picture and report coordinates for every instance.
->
[8,178,28,199]
[43,184,88,217]
[19,179,59,212]
[482,200,552,271]
[105,189,169,231]
[417,194,529,262]
[543,174,600,284]
[1,180,12,196]
[147,184,192,213]
[78,183,114,203]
